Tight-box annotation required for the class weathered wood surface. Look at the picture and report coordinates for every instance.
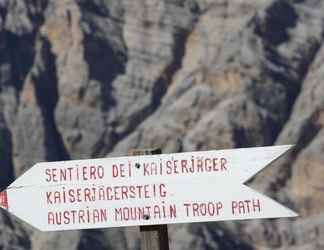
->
[129,148,170,250]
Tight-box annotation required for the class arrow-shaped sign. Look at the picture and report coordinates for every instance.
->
[0,145,297,231]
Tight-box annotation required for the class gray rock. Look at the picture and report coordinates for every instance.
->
[0,211,31,250]
[0,112,13,190]
[0,0,324,249]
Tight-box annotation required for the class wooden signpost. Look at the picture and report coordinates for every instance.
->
[0,145,297,240]
[129,148,169,250]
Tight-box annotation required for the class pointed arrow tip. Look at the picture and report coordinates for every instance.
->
[0,191,8,210]
[273,144,295,153]
[283,144,295,151]
[278,206,298,218]
[238,144,296,184]
[288,210,299,217]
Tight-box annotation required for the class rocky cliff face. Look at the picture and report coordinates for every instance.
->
[0,0,324,249]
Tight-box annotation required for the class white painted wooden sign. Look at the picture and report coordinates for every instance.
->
[0,145,297,231]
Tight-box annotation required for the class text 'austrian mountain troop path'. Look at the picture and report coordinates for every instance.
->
[0,145,297,231]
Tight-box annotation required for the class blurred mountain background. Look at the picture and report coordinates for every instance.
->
[0,0,324,249]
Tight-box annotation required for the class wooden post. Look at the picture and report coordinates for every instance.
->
[128,148,170,250]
